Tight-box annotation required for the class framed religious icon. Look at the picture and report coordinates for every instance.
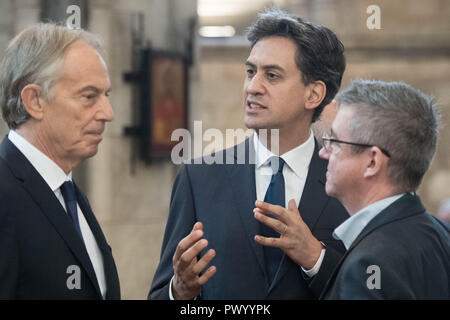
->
[140,50,188,161]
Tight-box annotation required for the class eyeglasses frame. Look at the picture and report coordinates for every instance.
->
[322,134,391,158]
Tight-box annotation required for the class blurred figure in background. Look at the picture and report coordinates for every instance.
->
[437,199,450,223]
[312,100,337,145]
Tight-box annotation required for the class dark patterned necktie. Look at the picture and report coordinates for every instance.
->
[261,157,285,283]
[60,180,83,240]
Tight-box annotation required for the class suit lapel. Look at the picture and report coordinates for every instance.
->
[271,139,329,291]
[75,184,120,299]
[348,193,424,252]
[0,137,102,298]
[75,185,109,253]
[297,139,329,228]
[225,138,269,284]
[23,176,102,298]
[320,193,426,298]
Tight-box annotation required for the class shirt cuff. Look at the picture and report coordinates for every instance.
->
[301,248,326,277]
[169,276,198,300]
[169,276,175,300]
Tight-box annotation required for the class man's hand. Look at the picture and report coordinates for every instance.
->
[172,222,216,300]
[253,199,323,269]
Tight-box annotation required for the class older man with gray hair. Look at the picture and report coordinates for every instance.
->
[255,79,450,299]
[0,23,120,299]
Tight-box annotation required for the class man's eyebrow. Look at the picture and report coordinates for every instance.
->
[244,61,285,73]
[245,61,255,68]
[78,86,111,94]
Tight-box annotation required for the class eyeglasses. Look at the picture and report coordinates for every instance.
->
[322,133,391,157]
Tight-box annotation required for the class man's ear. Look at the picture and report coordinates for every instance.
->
[305,80,326,111]
[21,84,45,120]
[364,147,386,179]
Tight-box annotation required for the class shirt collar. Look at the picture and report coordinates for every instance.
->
[333,193,405,249]
[8,130,72,191]
[253,131,315,179]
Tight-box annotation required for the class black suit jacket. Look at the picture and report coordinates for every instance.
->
[149,138,349,299]
[320,193,450,299]
[0,137,120,299]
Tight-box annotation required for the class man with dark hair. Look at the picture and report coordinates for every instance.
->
[149,8,349,300]
[246,9,345,124]
[255,79,449,299]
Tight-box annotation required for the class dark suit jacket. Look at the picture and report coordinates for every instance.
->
[0,137,120,299]
[149,138,349,299]
[321,193,450,299]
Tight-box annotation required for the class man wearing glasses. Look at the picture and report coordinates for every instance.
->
[255,79,450,299]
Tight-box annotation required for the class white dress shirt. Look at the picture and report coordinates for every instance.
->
[253,131,314,207]
[8,130,107,299]
[253,132,324,276]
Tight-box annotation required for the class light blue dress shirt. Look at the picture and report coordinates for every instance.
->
[333,193,406,250]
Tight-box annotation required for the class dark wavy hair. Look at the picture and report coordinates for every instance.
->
[247,8,346,123]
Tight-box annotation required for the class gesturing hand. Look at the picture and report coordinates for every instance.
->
[253,199,323,270]
[172,222,216,300]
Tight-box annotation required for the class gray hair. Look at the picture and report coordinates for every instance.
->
[0,23,104,129]
[335,79,441,192]
[246,8,346,123]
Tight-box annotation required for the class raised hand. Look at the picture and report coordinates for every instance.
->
[253,199,323,269]
[172,222,216,300]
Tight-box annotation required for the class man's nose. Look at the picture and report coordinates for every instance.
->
[319,145,330,160]
[245,73,265,95]
[97,96,114,122]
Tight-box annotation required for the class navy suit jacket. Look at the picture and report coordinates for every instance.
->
[149,137,349,299]
[320,193,450,299]
[0,137,120,299]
